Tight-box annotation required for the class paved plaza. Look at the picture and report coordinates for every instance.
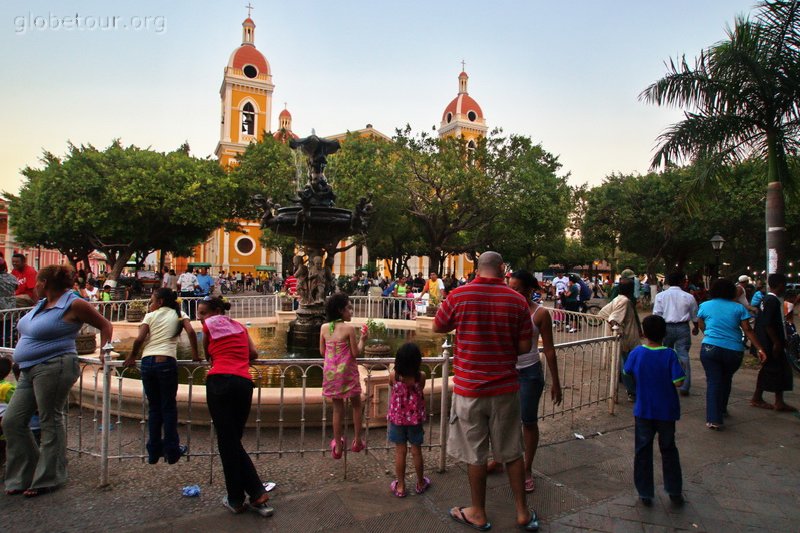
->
[2,337,797,533]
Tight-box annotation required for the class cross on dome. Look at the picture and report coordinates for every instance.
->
[245,2,254,17]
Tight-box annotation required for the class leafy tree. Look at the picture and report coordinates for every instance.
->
[477,135,571,270]
[230,135,297,274]
[9,141,234,279]
[640,0,800,274]
[327,133,425,278]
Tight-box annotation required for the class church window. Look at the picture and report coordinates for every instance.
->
[241,102,255,135]
[235,236,256,256]
[446,112,453,123]
[467,140,476,150]
[467,111,477,122]
[243,65,258,78]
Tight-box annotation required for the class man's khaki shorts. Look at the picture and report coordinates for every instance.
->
[447,391,523,465]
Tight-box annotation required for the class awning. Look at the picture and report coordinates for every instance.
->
[188,262,212,268]
[255,265,277,272]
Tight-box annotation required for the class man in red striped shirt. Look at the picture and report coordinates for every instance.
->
[434,251,539,531]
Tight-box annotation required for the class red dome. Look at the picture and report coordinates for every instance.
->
[230,45,270,75]
[442,94,483,122]
[279,108,292,119]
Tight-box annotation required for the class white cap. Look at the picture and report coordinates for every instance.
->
[738,275,751,284]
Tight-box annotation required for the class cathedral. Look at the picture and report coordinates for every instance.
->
[179,14,486,279]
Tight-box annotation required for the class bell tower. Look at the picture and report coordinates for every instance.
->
[215,12,275,167]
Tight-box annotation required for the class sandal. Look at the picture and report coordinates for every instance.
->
[221,495,247,514]
[23,486,58,498]
[330,438,342,460]
[449,506,491,531]
[4,489,25,496]
[415,476,431,494]
[706,422,722,431]
[524,477,535,493]
[351,438,365,453]
[390,480,407,498]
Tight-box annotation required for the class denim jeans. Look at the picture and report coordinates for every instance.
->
[634,417,682,499]
[664,323,692,392]
[2,353,80,490]
[620,350,635,395]
[140,357,180,462]
[205,374,265,507]
[699,343,743,424]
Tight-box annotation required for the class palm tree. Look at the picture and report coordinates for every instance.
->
[640,0,800,274]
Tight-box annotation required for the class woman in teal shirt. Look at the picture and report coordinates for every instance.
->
[697,278,766,430]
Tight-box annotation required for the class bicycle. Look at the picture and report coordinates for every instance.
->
[219,279,241,295]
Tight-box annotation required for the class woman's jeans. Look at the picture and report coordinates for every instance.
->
[206,374,265,507]
[699,343,743,424]
[2,353,80,490]
[140,357,181,462]
[634,417,682,499]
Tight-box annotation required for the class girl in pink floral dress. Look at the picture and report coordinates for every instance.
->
[320,293,366,459]
[387,343,430,497]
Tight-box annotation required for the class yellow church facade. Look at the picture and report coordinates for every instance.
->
[181,15,487,280]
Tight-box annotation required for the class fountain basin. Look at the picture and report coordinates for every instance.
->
[270,205,354,243]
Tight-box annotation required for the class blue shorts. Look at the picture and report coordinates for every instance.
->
[387,422,424,446]
[518,363,545,426]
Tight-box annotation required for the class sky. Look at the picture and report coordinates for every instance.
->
[0,0,760,194]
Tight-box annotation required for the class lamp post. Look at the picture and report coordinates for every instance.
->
[710,232,725,280]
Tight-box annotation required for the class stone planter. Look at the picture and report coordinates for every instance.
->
[364,343,392,358]
[126,308,145,323]
[280,298,294,312]
[75,333,97,355]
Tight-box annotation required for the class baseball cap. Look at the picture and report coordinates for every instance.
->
[738,275,751,284]
[620,269,635,279]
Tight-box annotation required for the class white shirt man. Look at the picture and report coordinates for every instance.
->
[653,272,698,395]
[177,271,198,294]
[553,273,569,297]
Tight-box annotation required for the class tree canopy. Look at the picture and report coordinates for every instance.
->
[8,141,235,279]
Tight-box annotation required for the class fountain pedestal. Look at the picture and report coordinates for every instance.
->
[255,134,373,357]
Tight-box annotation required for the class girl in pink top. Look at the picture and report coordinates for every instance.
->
[387,342,429,497]
[319,293,366,459]
[197,297,273,518]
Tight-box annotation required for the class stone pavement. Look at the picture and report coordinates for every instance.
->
[129,366,800,533]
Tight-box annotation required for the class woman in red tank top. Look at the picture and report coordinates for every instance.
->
[197,296,273,518]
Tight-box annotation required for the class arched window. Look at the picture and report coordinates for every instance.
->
[241,102,255,135]
[467,140,476,150]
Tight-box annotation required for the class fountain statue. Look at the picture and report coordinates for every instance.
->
[254,134,373,355]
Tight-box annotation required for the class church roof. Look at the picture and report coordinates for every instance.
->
[229,45,270,75]
[442,94,483,122]
[279,108,292,119]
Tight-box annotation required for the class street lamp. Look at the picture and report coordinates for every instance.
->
[710,232,725,279]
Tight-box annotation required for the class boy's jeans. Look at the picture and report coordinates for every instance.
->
[634,417,682,499]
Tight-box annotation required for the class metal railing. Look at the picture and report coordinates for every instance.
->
[59,329,619,487]
[70,341,453,487]
[0,295,280,348]
[348,295,421,320]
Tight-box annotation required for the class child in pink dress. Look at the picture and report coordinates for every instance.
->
[320,293,366,459]
[387,343,430,497]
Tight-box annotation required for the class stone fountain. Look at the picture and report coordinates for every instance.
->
[254,134,373,356]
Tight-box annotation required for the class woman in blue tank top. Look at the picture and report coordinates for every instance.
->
[3,265,113,497]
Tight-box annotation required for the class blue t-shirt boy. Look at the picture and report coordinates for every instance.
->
[623,345,686,421]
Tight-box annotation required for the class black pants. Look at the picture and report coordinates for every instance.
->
[206,374,265,507]
[634,417,682,499]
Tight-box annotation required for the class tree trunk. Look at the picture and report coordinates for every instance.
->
[766,134,786,274]
[106,247,135,281]
[766,180,786,274]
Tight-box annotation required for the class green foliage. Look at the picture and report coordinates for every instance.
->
[8,141,235,278]
[640,0,800,271]
[365,318,387,340]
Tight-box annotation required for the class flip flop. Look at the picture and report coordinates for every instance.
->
[518,509,540,531]
[750,400,774,410]
[330,438,342,460]
[449,507,491,531]
[351,438,365,453]
[415,476,431,494]
[24,486,58,498]
[390,480,407,498]
[524,477,535,493]
[4,489,24,496]
[262,481,276,492]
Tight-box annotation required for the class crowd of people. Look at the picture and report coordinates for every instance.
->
[0,253,795,530]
